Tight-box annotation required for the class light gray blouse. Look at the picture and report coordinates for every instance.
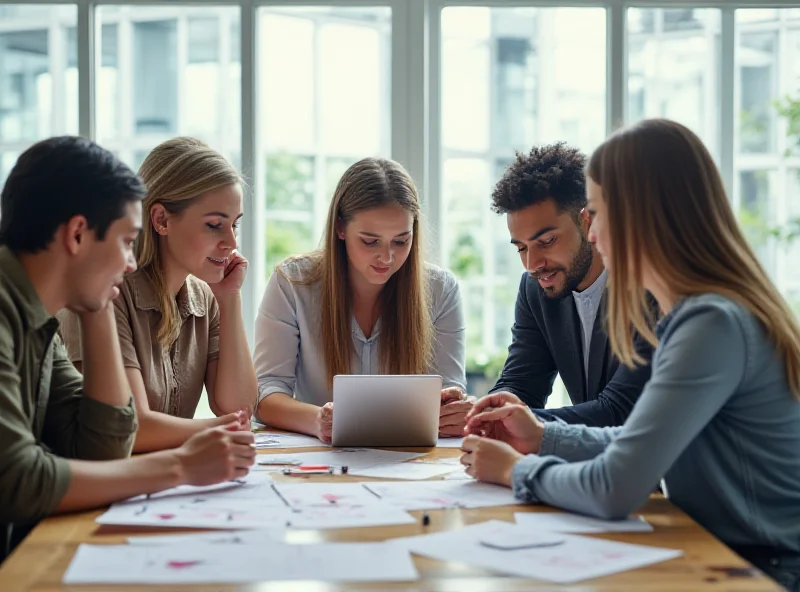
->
[253,257,466,411]
[512,294,800,554]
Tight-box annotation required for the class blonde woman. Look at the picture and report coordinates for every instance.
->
[460,119,800,590]
[253,157,469,443]
[60,137,257,452]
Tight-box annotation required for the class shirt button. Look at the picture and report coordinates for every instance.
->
[770,557,780,567]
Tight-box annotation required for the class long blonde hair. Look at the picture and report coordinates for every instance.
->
[588,118,800,398]
[283,157,432,388]
[136,137,241,345]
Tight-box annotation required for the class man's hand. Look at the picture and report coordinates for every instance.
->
[465,391,523,421]
[465,394,544,454]
[460,435,522,487]
[316,402,333,444]
[176,426,256,486]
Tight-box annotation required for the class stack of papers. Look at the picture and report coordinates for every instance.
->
[393,520,680,584]
[97,475,417,531]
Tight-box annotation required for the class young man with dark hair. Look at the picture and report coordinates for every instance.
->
[486,142,653,426]
[0,136,255,561]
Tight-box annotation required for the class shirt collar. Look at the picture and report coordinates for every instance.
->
[573,269,608,302]
[0,246,55,330]
[130,270,208,318]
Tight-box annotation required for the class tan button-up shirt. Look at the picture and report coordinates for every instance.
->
[59,270,220,419]
[0,246,137,561]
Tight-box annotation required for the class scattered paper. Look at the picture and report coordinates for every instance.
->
[274,482,384,509]
[287,505,416,530]
[255,432,328,449]
[64,542,419,584]
[436,437,465,448]
[347,462,461,480]
[127,530,282,546]
[514,512,653,533]
[98,474,290,530]
[97,499,291,530]
[393,520,681,584]
[262,449,425,471]
[122,473,275,504]
[364,480,517,510]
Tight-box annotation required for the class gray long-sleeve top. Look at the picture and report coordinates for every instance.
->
[512,293,800,552]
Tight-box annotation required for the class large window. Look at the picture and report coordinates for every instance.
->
[258,7,391,273]
[627,8,720,157]
[440,6,606,394]
[734,9,800,298]
[2,1,800,409]
[0,4,78,185]
[95,6,241,172]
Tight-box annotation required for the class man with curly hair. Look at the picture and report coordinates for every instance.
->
[485,142,653,427]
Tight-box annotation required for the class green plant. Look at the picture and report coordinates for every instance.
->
[449,232,483,277]
[265,152,314,210]
[775,95,800,157]
[465,350,508,379]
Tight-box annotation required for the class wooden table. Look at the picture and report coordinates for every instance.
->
[0,445,780,591]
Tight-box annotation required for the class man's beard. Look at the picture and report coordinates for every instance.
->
[535,234,594,300]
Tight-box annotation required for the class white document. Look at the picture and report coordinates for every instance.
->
[287,505,416,529]
[348,462,461,480]
[514,511,653,533]
[98,474,291,530]
[364,480,517,510]
[393,520,681,584]
[255,432,328,449]
[262,449,424,470]
[63,542,419,584]
[274,482,384,508]
[121,473,276,504]
[97,499,292,530]
[436,437,465,448]
[128,529,282,546]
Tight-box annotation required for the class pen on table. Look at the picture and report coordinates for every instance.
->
[257,459,302,466]
[282,465,349,475]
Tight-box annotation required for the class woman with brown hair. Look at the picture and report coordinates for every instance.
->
[60,137,257,451]
[253,157,469,443]
[460,119,800,589]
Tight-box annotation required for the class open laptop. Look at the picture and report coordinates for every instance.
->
[331,375,442,447]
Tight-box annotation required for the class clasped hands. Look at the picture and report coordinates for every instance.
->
[459,392,546,487]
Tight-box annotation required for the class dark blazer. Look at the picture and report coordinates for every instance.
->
[491,272,654,427]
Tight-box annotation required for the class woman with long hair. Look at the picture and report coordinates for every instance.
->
[60,137,257,451]
[253,157,469,443]
[461,119,800,589]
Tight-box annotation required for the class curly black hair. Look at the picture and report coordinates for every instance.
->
[491,142,587,215]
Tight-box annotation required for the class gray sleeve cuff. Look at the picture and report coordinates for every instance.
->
[511,454,550,503]
[539,420,564,457]
[79,395,138,438]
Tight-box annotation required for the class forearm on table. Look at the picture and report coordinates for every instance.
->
[133,410,217,453]
[56,450,184,513]
[255,392,319,436]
